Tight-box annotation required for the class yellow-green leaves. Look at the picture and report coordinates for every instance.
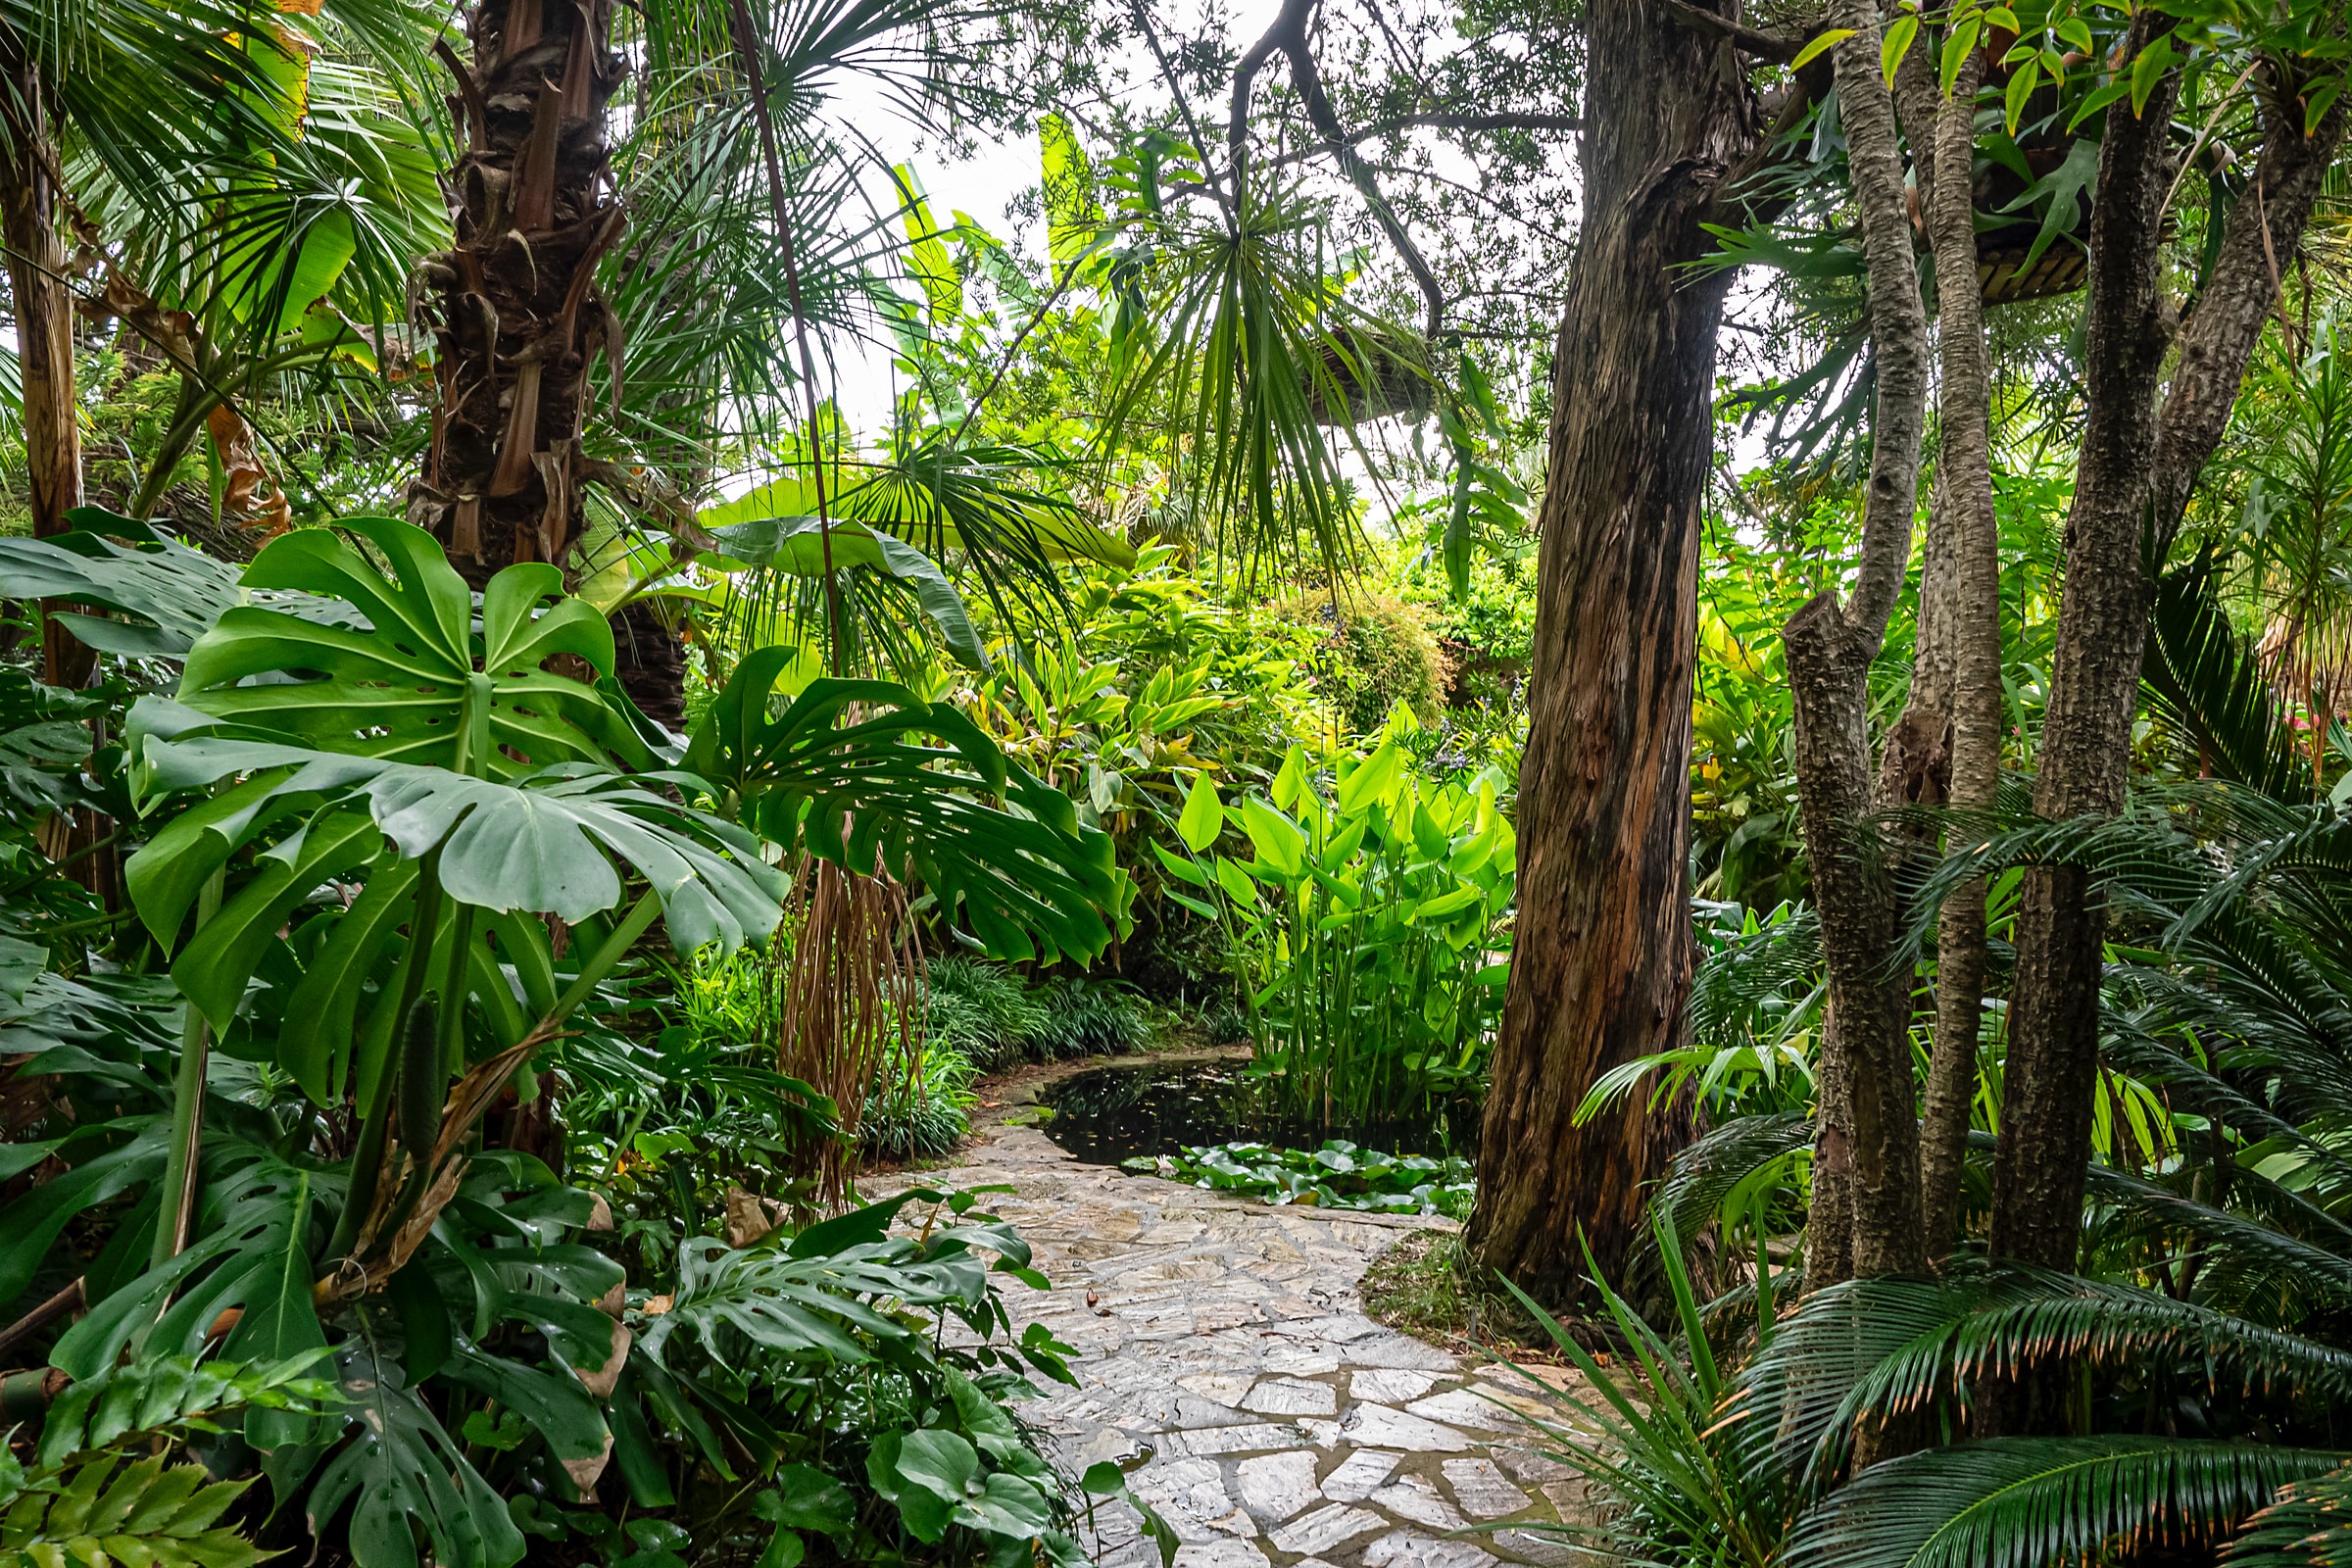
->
[1178,775,1225,853]
[1791,26,1856,69]
[1940,17,1983,93]
[2131,30,2177,117]
[1882,12,1920,87]
[1242,798,1306,877]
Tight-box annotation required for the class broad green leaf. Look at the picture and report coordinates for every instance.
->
[1241,798,1305,877]
[1178,775,1225,853]
[1336,742,1400,816]
[176,517,649,779]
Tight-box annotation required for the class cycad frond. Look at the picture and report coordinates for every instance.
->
[2227,1458,2352,1568]
[1788,1438,2341,1568]
[1734,1266,2352,1481]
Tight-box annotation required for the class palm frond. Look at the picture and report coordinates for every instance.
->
[1788,1438,2340,1568]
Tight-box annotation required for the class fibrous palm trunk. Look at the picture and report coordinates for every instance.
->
[1992,37,2348,1280]
[413,0,624,572]
[1465,0,1759,1304]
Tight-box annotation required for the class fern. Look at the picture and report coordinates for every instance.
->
[0,1450,272,1568]
[1786,1438,2341,1568]
[0,1356,328,1568]
[1735,1266,2352,1482]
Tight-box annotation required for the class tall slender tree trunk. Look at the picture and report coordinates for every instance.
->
[1783,0,1932,1290]
[1465,0,1759,1304]
[0,49,92,691]
[1990,37,2346,1278]
[1915,52,2001,1263]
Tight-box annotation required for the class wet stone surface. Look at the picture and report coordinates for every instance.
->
[878,1125,1599,1568]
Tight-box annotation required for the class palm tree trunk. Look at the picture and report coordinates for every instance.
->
[1915,51,2001,1264]
[414,0,625,583]
[0,50,92,691]
[1464,0,1757,1305]
[1991,40,2346,1282]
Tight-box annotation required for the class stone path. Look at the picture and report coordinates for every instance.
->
[882,1123,1598,1568]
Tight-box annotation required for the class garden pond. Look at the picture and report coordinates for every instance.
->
[1034,1056,1481,1217]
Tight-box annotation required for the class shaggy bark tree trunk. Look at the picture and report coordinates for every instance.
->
[413,0,685,719]
[1915,51,2001,1264]
[1990,33,2345,1276]
[415,0,625,580]
[0,54,92,691]
[1782,0,1932,1289]
[1465,0,1759,1304]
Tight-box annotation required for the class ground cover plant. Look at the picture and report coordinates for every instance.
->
[1124,1139,1475,1218]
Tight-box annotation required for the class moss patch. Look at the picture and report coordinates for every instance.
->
[1358,1230,1566,1361]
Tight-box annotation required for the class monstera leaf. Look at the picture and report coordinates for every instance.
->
[685,651,1128,962]
[174,515,656,777]
[0,507,359,660]
[123,701,783,1049]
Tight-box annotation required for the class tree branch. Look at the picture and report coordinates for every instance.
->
[1658,0,1822,64]
[1229,0,1448,341]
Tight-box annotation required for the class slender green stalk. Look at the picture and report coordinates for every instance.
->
[152,871,224,1271]
[326,846,444,1261]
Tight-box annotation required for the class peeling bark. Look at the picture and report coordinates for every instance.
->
[1465,0,1759,1305]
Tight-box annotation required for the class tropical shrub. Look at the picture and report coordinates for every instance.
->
[861,1031,978,1162]
[922,955,1052,1068]
[1271,588,1448,735]
[1157,730,1514,1118]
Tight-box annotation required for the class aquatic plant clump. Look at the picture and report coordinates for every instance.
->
[1126,1139,1474,1218]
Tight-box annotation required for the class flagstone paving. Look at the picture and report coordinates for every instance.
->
[881,1123,1600,1568]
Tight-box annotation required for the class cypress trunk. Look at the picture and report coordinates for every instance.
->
[1464,0,1758,1303]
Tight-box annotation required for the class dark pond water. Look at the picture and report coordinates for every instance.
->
[1037,1057,1481,1167]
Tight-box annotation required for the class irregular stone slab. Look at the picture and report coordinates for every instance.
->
[1541,1481,1595,1527]
[1295,1417,1345,1448]
[1344,1336,1461,1372]
[1269,1502,1386,1557]
[1262,1342,1344,1375]
[1320,1448,1400,1502]
[1407,1389,1525,1432]
[1176,1372,1257,1407]
[1177,1396,1261,1429]
[1234,1451,1320,1522]
[1173,1542,1270,1568]
[1492,1446,1578,1484]
[1130,1459,1236,1544]
[1371,1474,1468,1531]
[1267,1311,1387,1343]
[1351,1368,1441,1404]
[1491,1528,1579,1566]
[1364,1531,1502,1568]
[1342,1403,1475,1452]
[1242,1377,1338,1417]
[1442,1458,1533,1520]
[1158,1422,1303,1458]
